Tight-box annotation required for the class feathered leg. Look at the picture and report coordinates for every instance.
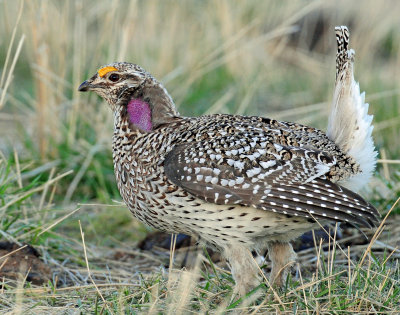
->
[224,246,262,297]
[267,241,297,286]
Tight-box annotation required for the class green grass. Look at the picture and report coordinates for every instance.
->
[1,0,400,313]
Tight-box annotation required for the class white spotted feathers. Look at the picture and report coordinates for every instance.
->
[164,115,379,228]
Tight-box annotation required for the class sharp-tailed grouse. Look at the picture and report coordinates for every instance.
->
[78,26,379,296]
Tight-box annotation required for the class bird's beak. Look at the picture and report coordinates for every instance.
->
[78,80,92,92]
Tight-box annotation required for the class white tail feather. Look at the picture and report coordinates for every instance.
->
[327,26,377,191]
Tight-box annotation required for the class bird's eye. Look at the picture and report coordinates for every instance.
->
[109,73,120,82]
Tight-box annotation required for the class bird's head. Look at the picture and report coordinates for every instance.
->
[78,62,179,131]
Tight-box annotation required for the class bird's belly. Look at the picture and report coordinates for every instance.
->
[126,183,316,247]
[167,197,316,246]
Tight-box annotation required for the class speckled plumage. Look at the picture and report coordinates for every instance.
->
[78,26,379,297]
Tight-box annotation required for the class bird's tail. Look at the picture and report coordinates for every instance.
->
[327,26,377,191]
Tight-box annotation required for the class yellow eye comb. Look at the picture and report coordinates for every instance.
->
[98,66,118,78]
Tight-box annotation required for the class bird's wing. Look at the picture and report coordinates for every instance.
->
[164,132,379,227]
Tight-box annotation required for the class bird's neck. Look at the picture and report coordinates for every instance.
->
[142,81,180,128]
[114,81,180,133]
[126,99,152,132]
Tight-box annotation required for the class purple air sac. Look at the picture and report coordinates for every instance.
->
[127,99,152,132]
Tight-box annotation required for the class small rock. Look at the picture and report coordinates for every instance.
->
[0,242,52,286]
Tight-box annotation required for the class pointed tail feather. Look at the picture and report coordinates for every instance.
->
[327,26,377,191]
